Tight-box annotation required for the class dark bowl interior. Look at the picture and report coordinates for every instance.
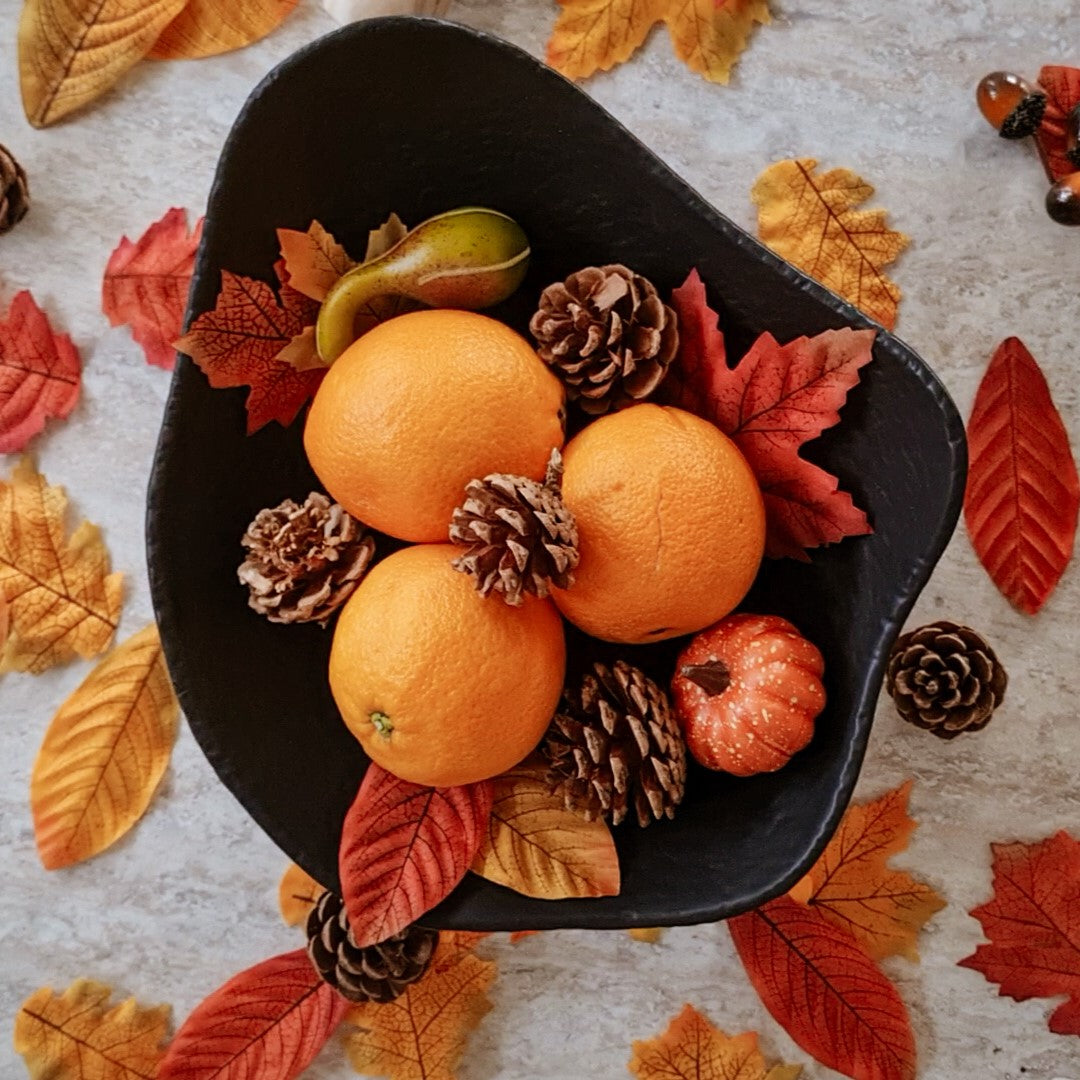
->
[147,18,966,929]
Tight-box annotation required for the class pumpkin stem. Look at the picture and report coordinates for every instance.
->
[680,660,731,696]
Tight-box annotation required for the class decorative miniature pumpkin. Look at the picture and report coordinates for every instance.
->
[670,613,825,775]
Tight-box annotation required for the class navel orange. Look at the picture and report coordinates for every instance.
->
[551,404,765,644]
[329,544,566,787]
[303,310,565,543]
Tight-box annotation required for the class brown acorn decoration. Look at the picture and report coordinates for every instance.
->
[0,144,29,235]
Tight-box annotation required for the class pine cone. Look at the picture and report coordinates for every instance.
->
[238,492,375,626]
[542,660,686,827]
[306,891,438,1004]
[0,144,29,235]
[885,621,1007,739]
[450,449,578,606]
[529,265,678,415]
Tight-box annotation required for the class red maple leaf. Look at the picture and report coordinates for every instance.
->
[1035,65,1080,183]
[0,291,81,453]
[175,266,323,434]
[964,337,1079,615]
[666,268,875,559]
[959,831,1080,1036]
[103,208,203,370]
[729,896,916,1079]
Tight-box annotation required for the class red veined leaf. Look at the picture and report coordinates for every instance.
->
[729,896,915,1080]
[1035,65,1080,183]
[0,291,81,452]
[963,337,1079,614]
[339,764,494,947]
[158,948,347,1080]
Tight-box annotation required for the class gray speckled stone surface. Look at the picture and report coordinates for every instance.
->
[2,2,1079,1077]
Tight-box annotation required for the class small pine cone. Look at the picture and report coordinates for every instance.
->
[529,264,678,415]
[542,660,686,827]
[306,892,439,1004]
[885,621,1007,739]
[0,144,29,235]
[238,492,375,626]
[450,449,578,606]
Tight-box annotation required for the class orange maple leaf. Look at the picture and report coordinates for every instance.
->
[547,0,769,84]
[788,780,945,961]
[751,158,909,330]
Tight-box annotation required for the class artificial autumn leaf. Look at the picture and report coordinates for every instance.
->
[148,0,299,60]
[344,932,495,1080]
[17,0,187,127]
[365,212,409,260]
[159,949,347,1080]
[964,337,1079,615]
[15,978,170,1080]
[959,830,1080,1036]
[339,764,494,947]
[752,159,908,330]
[628,927,664,943]
[1035,65,1080,182]
[787,781,944,961]
[175,266,324,432]
[0,290,81,452]
[279,862,323,926]
[629,1003,802,1080]
[729,897,915,1080]
[31,624,178,869]
[509,930,542,943]
[546,0,770,85]
[470,758,620,899]
[667,269,874,559]
[0,457,123,674]
[103,208,202,370]
[277,220,357,303]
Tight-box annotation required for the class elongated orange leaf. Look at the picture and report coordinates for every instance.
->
[31,624,178,869]
[0,457,123,674]
[470,759,620,899]
[278,862,323,927]
[964,337,1079,615]
[344,934,495,1080]
[159,949,347,1080]
[340,764,494,947]
[15,978,170,1080]
[629,1003,802,1080]
[18,0,187,127]
[277,220,357,303]
[148,0,298,60]
[787,781,944,961]
[752,158,908,329]
[664,0,771,84]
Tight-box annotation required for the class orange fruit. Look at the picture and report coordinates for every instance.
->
[304,309,565,542]
[329,544,566,787]
[552,404,765,644]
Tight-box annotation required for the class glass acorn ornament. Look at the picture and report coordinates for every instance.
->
[976,71,1047,139]
[1066,103,1080,169]
[1046,172,1080,226]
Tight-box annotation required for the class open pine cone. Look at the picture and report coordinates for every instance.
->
[238,492,375,626]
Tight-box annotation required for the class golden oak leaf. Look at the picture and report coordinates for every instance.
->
[148,0,298,60]
[470,759,620,899]
[752,158,909,330]
[278,862,324,926]
[15,979,170,1080]
[629,1003,802,1080]
[787,780,945,961]
[343,935,495,1080]
[17,0,187,128]
[0,457,123,674]
[31,624,178,869]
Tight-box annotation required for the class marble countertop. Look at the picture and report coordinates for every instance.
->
[2,2,1079,1077]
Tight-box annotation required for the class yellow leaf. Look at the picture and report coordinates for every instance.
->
[664,0,770,84]
[148,0,298,60]
[470,759,620,899]
[31,625,178,869]
[628,927,664,943]
[0,457,123,674]
[788,780,945,961]
[17,0,187,128]
[344,935,495,1080]
[15,978,170,1079]
[629,1003,802,1080]
[752,158,909,329]
[278,862,324,926]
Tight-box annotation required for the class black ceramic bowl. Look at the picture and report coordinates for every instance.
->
[147,18,965,930]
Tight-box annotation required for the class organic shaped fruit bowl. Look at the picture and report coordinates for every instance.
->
[147,18,966,929]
